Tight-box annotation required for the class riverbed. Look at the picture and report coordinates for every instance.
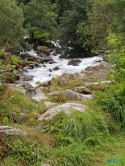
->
[25,50,102,86]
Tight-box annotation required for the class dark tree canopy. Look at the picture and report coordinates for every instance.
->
[0,0,25,52]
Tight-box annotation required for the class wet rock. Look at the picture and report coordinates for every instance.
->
[20,53,42,62]
[38,103,87,121]
[21,60,27,67]
[0,126,27,136]
[41,57,54,63]
[22,75,33,81]
[28,64,34,69]
[49,69,52,72]
[38,53,47,58]
[37,46,50,56]
[49,61,56,64]
[35,63,41,67]
[53,66,59,70]
[68,59,81,66]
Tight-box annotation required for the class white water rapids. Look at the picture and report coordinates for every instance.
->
[25,50,102,86]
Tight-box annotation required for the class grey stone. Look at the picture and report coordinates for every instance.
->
[48,89,93,101]
[74,86,92,94]
[38,103,87,121]
[44,101,57,108]
[65,89,93,101]
[59,77,67,85]
[84,80,112,88]
[22,75,34,81]
[26,87,47,102]
[100,61,114,69]
[0,126,27,136]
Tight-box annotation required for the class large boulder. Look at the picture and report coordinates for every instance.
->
[68,59,81,66]
[38,103,87,121]
[53,66,59,70]
[48,89,93,101]
[37,46,50,56]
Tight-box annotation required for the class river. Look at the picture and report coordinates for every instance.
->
[24,50,102,86]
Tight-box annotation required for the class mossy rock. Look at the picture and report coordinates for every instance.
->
[11,55,22,63]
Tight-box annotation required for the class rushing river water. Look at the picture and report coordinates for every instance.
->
[25,50,102,86]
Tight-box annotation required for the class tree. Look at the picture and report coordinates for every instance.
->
[60,0,92,57]
[79,0,113,54]
[18,0,30,5]
[110,0,125,35]
[0,0,25,52]
[51,0,70,24]
[23,0,57,46]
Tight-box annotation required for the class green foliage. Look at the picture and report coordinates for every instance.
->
[2,116,9,125]
[96,83,125,127]
[0,88,38,125]
[10,140,38,164]
[0,0,25,52]
[34,30,50,43]
[11,56,22,63]
[110,0,125,35]
[80,0,113,54]
[23,0,57,45]
[60,0,92,57]
[107,32,125,81]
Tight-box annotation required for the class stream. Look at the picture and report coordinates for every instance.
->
[25,50,102,86]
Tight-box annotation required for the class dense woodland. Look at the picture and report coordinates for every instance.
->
[0,0,124,56]
[0,0,125,166]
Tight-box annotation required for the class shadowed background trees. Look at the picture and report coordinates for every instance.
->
[0,0,125,57]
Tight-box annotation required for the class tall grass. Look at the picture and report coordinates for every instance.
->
[96,82,125,127]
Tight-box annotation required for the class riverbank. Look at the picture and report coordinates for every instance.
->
[0,49,125,166]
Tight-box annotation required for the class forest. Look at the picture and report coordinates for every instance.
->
[0,0,125,166]
[0,0,124,57]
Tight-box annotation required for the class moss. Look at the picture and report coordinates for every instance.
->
[26,60,33,64]
[11,55,22,63]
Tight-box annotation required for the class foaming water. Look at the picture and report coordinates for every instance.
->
[25,52,102,86]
